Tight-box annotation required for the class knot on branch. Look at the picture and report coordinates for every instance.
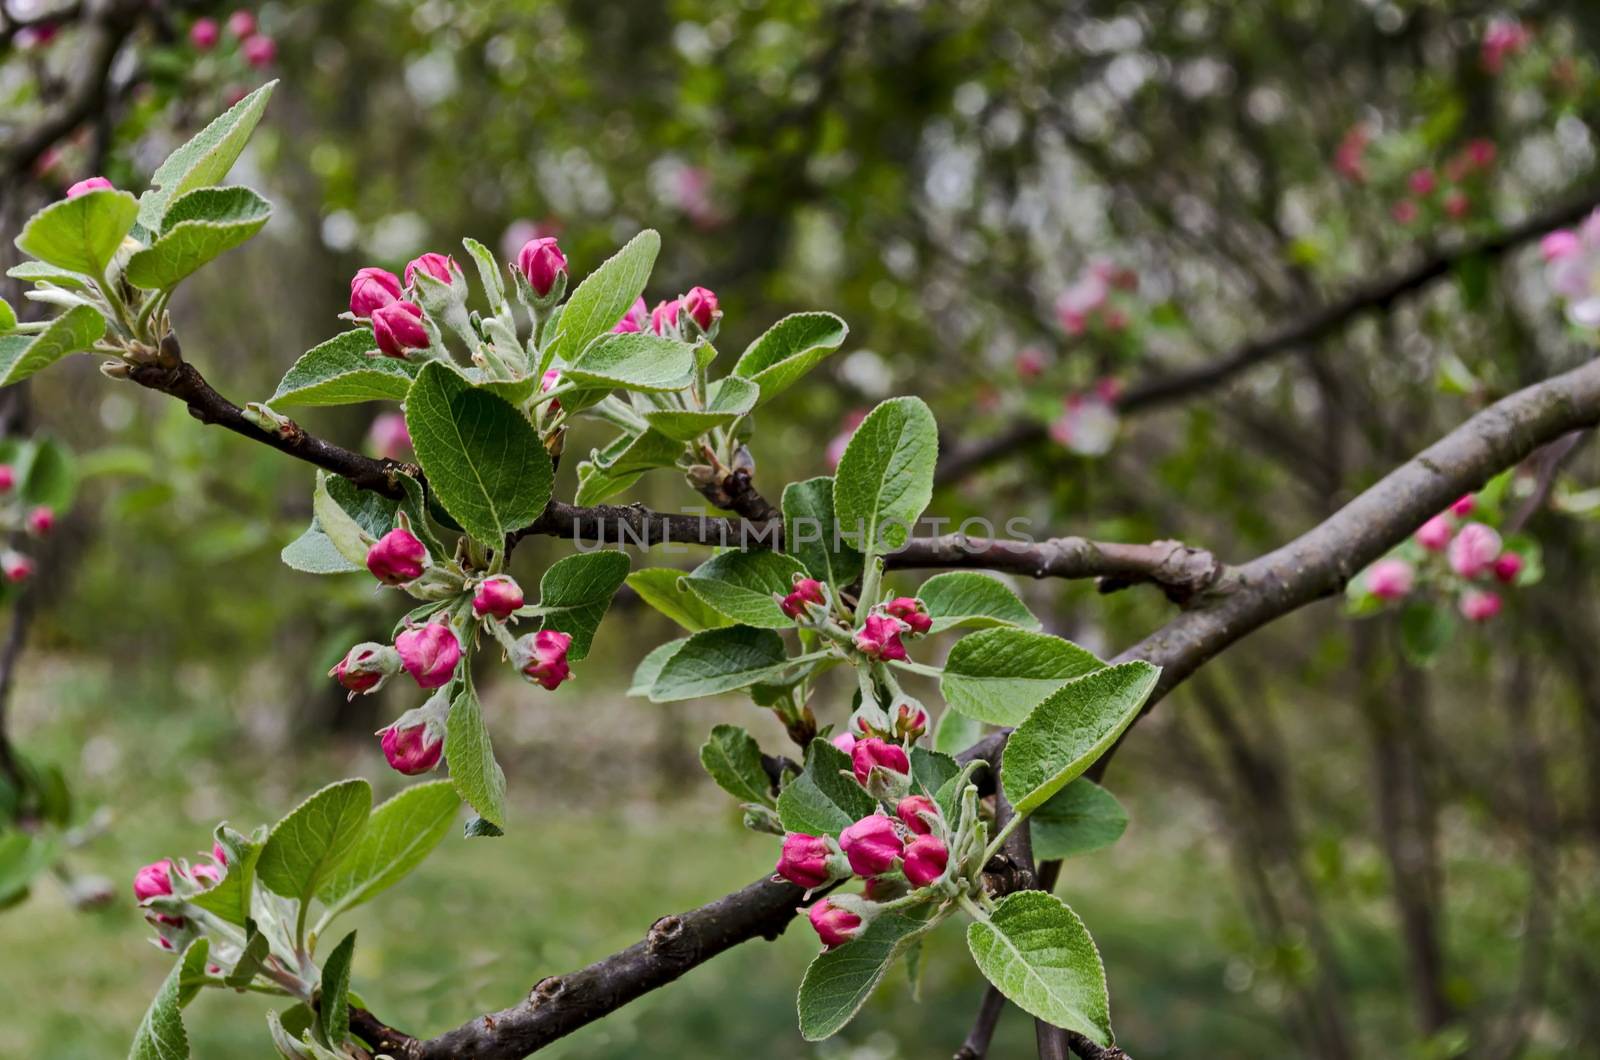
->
[1097,539,1225,606]
[695,466,781,524]
[529,975,565,1006]
[980,851,1035,897]
[645,914,694,960]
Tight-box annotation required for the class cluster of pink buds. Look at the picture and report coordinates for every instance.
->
[632,285,721,340]
[188,11,276,70]
[131,844,229,950]
[779,577,828,621]
[1055,259,1136,337]
[1049,377,1121,457]
[1356,490,1532,624]
[1389,140,1496,226]
[0,460,55,584]
[1543,209,1600,328]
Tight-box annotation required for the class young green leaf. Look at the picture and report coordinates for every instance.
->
[797,912,926,1041]
[223,928,271,990]
[642,375,760,441]
[684,549,809,628]
[1399,600,1455,667]
[129,938,208,1060]
[446,688,507,829]
[0,304,106,386]
[649,625,791,702]
[629,638,687,697]
[137,81,277,232]
[776,738,875,837]
[125,186,271,290]
[1030,780,1129,861]
[311,471,380,568]
[269,329,414,408]
[405,361,552,545]
[535,550,631,660]
[546,229,659,365]
[699,724,774,805]
[315,781,459,924]
[733,312,849,405]
[781,476,863,589]
[1000,661,1160,815]
[256,779,373,905]
[966,891,1112,1045]
[625,568,733,632]
[562,332,696,392]
[910,746,958,800]
[833,396,938,555]
[917,571,1039,633]
[15,188,139,277]
[461,237,507,312]
[314,931,356,1048]
[18,435,76,510]
[0,297,14,334]
[941,628,1104,726]
[190,826,262,927]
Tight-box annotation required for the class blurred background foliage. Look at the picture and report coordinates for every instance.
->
[5,0,1600,1056]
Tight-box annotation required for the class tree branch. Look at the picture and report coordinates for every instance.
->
[933,185,1600,485]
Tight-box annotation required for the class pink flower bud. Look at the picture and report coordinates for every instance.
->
[649,299,681,336]
[540,367,562,412]
[891,700,929,741]
[371,301,428,357]
[1491,551,1524,584]
[473,575,525,620]
[379,720,444,775]
[329,641,401,698]
[1416,514,1453,552]
[516,629,573,690]
[850,738,910,786]
[367,412,412,461]
[26,506,54,537]
[1408,168,1437,196]
[1459,589,1502,622]
[896,795,938,835]
[0,465,13,492]
[1444,190,1471,220]
[242,34,276,68]
[807,899,862,949]
[1542,230,1581,263]
[1464,138,1497,170]
[884,597,932,635]
[404,252,457,289]
[1448,522,1502,579]
[132,859,174,901]
[840,814,904,877]
[1391,200,1419,225]
[365,527,428,585]
[830,731,857,756]
[226,10,257,38]
[395,622,462,689]
[349,267,403,317]
[1365,558,1415,601]
[1449,493,1475,517]
[212,843,228,867]
[902,834,949,887]
[780,578,826,620]
[66,177,114,199]
[612,297,648,334]
[1016,347,1047,379]
[681,286,719,331]
[776,833,837,889]
[1334,124,1369,181]
[190,860,222,887]
[854,614,909,661]
[516,237,567,297]
[189,17,219,49]
[2,552,34,583]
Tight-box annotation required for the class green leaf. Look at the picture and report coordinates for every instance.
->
[269,329,414,408]
[6,260,93,290]
[314,931,356,1048]
[19,435,76,510]
[642,375,760,441]
[15,189,139,276]
[733,312,849,405]
[281,527,358,575]
[649,625,791,702]
[223,927,270,989]
[315,780,459,923]
[833,396,938,555]
[312,471,379,568]
[917,572,1039,633]
[797,911,925,1041]
[684,549,809,629]
[535,550,631,661]
[256,780,373,905]
[0,832,58,908]
[461,237,507,311]
[782,476,863,589]
[776,739,875,837]
[138,81,277,232]
[699,724,773,805]
[125,187,271,290]
[562,332,696,393]
[625,568,733,632]
[934,708,984,757]
[1001,661,1160,815]
[0,296,15,333]
[1030,780,1129,861]
[629,638,687,697]
[910,747,958,801]
[547,229,659,365]
[191,826,262,927]
[941,629,1104,726]
[572,429,683,505]
[1400,600,1455,667]
[966,891,1112,1044]
[0,304,106,386]
[405,361,552,545]
[129,938,208,1060]
[446,688,507,828]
